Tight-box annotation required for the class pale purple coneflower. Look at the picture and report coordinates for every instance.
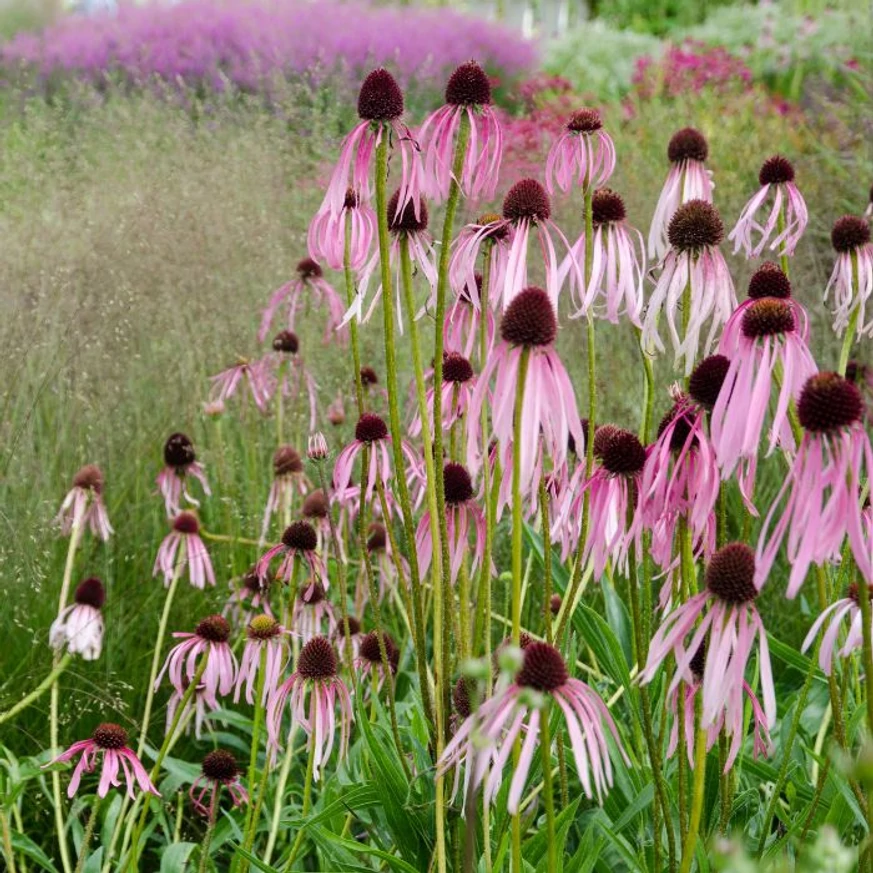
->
[258,520,326,594]
[333,412,419,504]
[55,464,113,541]
[449,212,511,309]
[355,630,400,692]
[416,463,487,584]
[189,750,248,817]
[46,723,158,799]
[468,287,584,501]
[648,127,714,261]
[266,636,354,780]
[824,215,873,339]
[166,682,215,740]
[710,265,817,500]
[224,567,274,626]
[308,188,376,272]
[155,614,238,711]
[756,372,873,596]
[418,60,502,204]
[642,199,737,376]
[260,445,311,542]
[360,522,408,606]
[50,577,105,661]
[444,272,496,364]
[258,258,348,346]
[409,352,475,438]
[156,432,211,517]
[334,615,362,661]
[234,615,290,706]
[208,357,269,413]
[439,641,625,810]
[258,330,321,432]
[729,155,808,258]
[302,488,333,555]
[802,581,873,674]
[561,188,645,325]
[317,68,420,221]
[640,543,776,742]
[154,511,215,589]
[292,579,336,642]
[545,108,615,195]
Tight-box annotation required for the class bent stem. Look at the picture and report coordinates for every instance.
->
[0,652,72,725]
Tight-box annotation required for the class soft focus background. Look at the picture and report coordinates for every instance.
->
[0,0,869,834]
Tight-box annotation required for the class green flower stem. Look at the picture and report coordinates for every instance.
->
[0,809,16,873]
[344,209,366,414]
[776,206,790,278]
[838,252,860,377]
[262,724,300,866]
[73,798,102,873]
[239,645,269,865]
[276,358,287,446]
[282,732,316,872]
[854,567,873,870]
[197,785,221,873]
[635,326,655,444]
[679,711,707,873]
[539,478,553,644]
[540,708,556,873]
[0,652,72,724]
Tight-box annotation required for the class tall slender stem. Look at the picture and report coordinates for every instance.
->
[283,732,316,872]
[239,645,269,864]
[344,209,365,415]
[197,787,221,873]
[679,712,707,873]
[73,798,102,873]
[540,709,556,873]
[263,724,299,865]
[838,252,860,377]
[539,479,553,644]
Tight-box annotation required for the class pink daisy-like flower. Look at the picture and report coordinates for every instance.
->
[333,615,362,661]
[266,636,354,780]
[824,215,873,339]
[55,464,113,541]
[189,750,248,817]
[302,488,333,555]
[756,372,873,596]
[316,68,420,222]
[444,273,496,364]
[803,581,873,674]
[234,615,290,706]
[208,357,269,413]
[166,682,215,740]
[648,128,714,262]
[449,213,511,310]
[46,723,158,800]
[642,199,737,376]
[156,432,211,518]
[333,412,419,504]
[260,445,311,542]
[710,265,816,499]
[439,641,625,810]
[258,330,321,433]
[416,463,487,584]
[154,511,215,589]
[155,614,238,711]
[292,579,336,642]
[258,258,348,346]
[50,577,105,662]
[668,644,772,771]
[224,567,275,626]
[354,630,400,692]
[257,520,326,593]
[308,188,376,272]
[562,188,645,325]
[418,61,502,204]
[359,522,408,606]
[468,287,584,500]
[729,155,808,258]
[641,543,776,741]
[409,353,476,438]
[545,108,615,195]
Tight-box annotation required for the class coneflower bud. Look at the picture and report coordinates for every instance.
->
[73,464,104,493]
[516,641,568,692]
[503,179,551,224]
[667,200,724,252]
[273,446,303,477]
[282,520,318,552]
[747,261,791,300]
[359,630,400,673]
[688,354,730,410]
[92,723,128,750]
[247,614,281,641]
[797,372,864,434]
[388,190,428,234]
[705,543,758,605]
[591,188,626,226]
[173,511,200,535]
[195,614,231,643]
[566,108,602,133]
[367,522,387,552]
[758,155,795,186]
[831,215,870,254]
[201,749,241,782]
[443,462,474,505]
[302,489,329,519]
[445,60,492,106]
[297,635,338,680]
[442,352,474,384]
[297,257,322,281]
[272,330,299,354]
[355,412,389,443]
[163,433,195,468]
[595,427,646,476]
[74,577,105,609]
[667,127,709,164]
[500,286,557,347]
[307,432,329,461]
[360,366,379,387]
[741,299,796,338]
[357,68,404,122]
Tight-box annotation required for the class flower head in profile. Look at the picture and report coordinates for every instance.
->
[292,579,336,642]
[189,750,248,816]
[355,630,400,691]
[729,155,808,258]
[545,108,615,195]
[824,215,873,340]
[266,636,354,780]
[648,127,714,261]
[450,213,511,313]
[409,352,476,438]
[235,615,290,706]
[208,357,269,413]
[418,61,503,204]
[803,581,873,675]
[444,271,496,365]
[55,464,113,541]
[257,520,326,590]
[154,511,215,589]
[156,432,211,517]
[308,188,376,272]
[361,521,408,604]
[46,723,158,799]
[260,446,311,542]
[439,641,625,811]
[224,566,274,626]
[642,199,737,375]
[757,372,873,595]
[334,615,362,660]
[50,577,105,661]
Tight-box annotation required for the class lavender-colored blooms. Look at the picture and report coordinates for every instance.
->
[2,1,536,94]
